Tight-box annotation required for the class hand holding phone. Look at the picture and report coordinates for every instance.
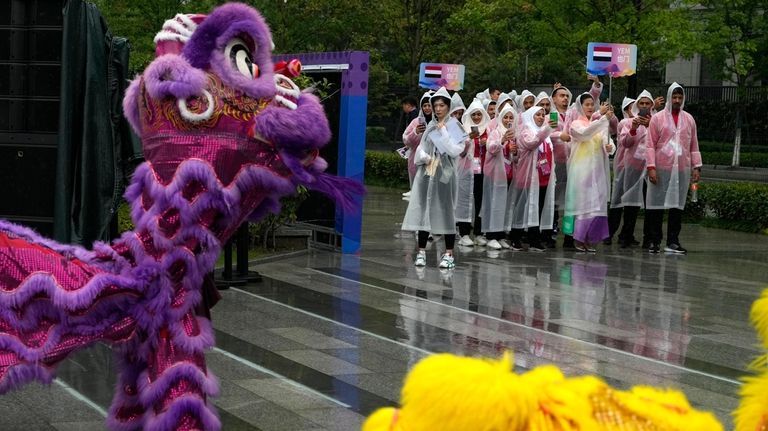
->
[549,111,558,128]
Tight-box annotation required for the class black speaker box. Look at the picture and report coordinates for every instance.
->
[0,0,64,236]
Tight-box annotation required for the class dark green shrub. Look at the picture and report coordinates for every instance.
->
[684,182,768,233]
[701,152,768,168]
[365,150,409,188]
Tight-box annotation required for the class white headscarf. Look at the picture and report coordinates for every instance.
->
[522,106,550,152]
[522,106,546,134]
[449,93,466,117]
[495,104,516,134]
[630,90,653,117]
[417,90,433,123]
[462,99,491,134]
[665,82,685,112]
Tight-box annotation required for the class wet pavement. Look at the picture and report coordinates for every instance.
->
[2,185,767,430]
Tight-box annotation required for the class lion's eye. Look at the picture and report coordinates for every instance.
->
[224,38,255,78]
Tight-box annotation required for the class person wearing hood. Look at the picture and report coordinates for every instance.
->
[610,91,657,248]
[402,87,468,269]
[449,93,466,121]
[607,97,636,245]
[535,92,552,114]
[550,77,604,248]
[506,106,556,251]
[564,93,616,252]
[486,100,497,120]
[489,87,501,101]
[402,91,434,197]
[516,90,536,114]
[456,99,491,247]
[645,83,701,254]
[482,104,516,250]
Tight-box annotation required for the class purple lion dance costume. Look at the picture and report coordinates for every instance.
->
[0,3,362,430]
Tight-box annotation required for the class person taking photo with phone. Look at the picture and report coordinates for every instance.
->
[456,99,490,247]
[402,91,434,197]
[402,87,467,269]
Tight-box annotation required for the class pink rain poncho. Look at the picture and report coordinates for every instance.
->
[402,91,433,185]
[564,93,616,242]
[646,82,702,210]
[610,97,636,208]
[455,99,490,223]
[481,104,514,233]
[402,87,468,234]
[616,91,655,207]
[506,106,556,231]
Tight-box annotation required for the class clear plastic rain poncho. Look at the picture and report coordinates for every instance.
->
[506,106,556,230]
[449,93,466,118]
[610,96,636,208]
[402,87,468,234]
[455,99,490,223]
[645,83,702,210]
[564,94,615,219]
[617,91,654,207]
[481,104,514,233]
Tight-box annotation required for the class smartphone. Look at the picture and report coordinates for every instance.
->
[418,117,426,126]
[471,126,479,135]
[549,111,558,125]
[638,107,650,117]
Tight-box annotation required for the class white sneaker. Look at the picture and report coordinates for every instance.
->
[414,251,426,266]
[487,239,502,250]
[458,235,474,247]
[474,235,488,246]
[499,239,511,249]
[438,253,455,269]
[402,191,411,197]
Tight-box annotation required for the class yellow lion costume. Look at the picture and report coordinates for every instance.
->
[734,289,768,431]
[363,352,723,431]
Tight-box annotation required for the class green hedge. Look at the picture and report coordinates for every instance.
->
[699,141,768,154]
[365,150,409,188]
[701,152,768,168]
[684,182,768,233]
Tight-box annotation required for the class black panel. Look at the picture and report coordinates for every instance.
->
[0,0,64,233]
[0,146,57,218]
[295,71,342,227]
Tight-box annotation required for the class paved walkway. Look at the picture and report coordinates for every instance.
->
[2,185,767,430]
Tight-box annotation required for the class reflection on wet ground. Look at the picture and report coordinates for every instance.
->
[2,186,767,429]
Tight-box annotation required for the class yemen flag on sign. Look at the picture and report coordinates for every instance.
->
[593,46,612,62]
[425,65,442,78]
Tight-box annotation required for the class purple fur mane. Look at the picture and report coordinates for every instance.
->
[0,2,363,431]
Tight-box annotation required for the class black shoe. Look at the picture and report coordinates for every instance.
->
[563,238,575,249]
[545,239,557,248]
[618,239,632,248]
[511,241,524,251]
[631,239,640,246]
[529,242,546,252]
[648,243,660,254]
[664,243,688,254]
[603,238,612,245]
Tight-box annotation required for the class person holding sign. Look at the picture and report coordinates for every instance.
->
[564,93,616,252]
[506,106,556,252]
[402,87,468,269]
[456,99,490,247]
[482,104,516,250]
[402,91,434,196]
[645,83,702,254]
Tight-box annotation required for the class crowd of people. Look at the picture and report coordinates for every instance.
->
[399,76,702,269]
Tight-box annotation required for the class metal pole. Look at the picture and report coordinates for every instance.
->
[608,75,612,105]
